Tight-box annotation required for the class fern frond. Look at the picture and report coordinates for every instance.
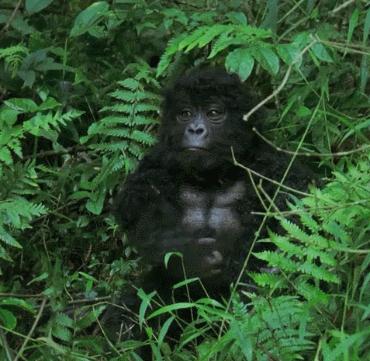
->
[0,147,13,165]
[250,271,286,289]
[304,248,336,266]
[110,90,160,103]
[84,70,159,193]
[280,219,311,244]
[323,220,350,243]
[130,130,156,145]
[0,226,22,249]
[0,44,28,76]
[269,232,305,258]
[117,78,141,90]
[52,324,72,342]
[253,251,297,272]
[298,211,320,233]
[297,281,330,304]
[96,128,131,138]
[55,313,74,328]
[157,34,187,76]
[0,244,12,262]
[298,262,339,284]
[90,141,129,152]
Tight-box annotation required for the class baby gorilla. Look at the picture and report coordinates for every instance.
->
[115,67,312,294]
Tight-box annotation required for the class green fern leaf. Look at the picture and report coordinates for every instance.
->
[118,78,141,91]
[269,232,305,258]
[208,29,234,58]
[198,25,228,48]
[127,143,144,158]
[298,262,339,284]
[323,220,350,243]
[55,313,74,328]
[0,147,13,165]
[52,324,72,342]
[8,139,23,159]
[110,90,139,102]
[299,211,320,233]
[91,141,129,152]
[124,157,138,172]
[280,219,311,243]
[250,272,286,289]
[134,103,159,113]
[297,281,329,305]
[157,34,187,77]
[0,226,22,249]
[132,115,159,126]
[0,245,12,262]
[179,27,207,51]
[305,248,336,266]
[101,128,131,138]
[130,130,157,145]
[101,104,132,114]
[253,251,297,272]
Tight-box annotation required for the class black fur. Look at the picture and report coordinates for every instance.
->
[115,67,314,296]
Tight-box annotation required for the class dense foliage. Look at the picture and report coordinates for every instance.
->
[0,1,369,360]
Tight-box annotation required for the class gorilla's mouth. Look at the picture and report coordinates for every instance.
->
[182,147,209,152]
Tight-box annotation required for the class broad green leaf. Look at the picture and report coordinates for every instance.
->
[261,0,279,33]
[27,272,48,285]
[0,147,13,165]
[0,308,17,330]
[86,188,106,215]
[10,15,35,35]
[26,0,54,14]
[225,48,254,81]
[0,108,19,126]
[4,98,38,113]
[0,226,22,248]
[70,1,109,38]
[277,43,302,66]
[0,298,35,313]
[311,43,333,62]
[226,12,248,25]
[52,324,72,342]
[0,245,12,262]
[252,46,280,75]
[55,313,74,328]
[38,97,61,111]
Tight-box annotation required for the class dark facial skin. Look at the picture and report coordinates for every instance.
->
[176,102,227,151]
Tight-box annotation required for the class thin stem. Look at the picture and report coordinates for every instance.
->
[14,298,47,361]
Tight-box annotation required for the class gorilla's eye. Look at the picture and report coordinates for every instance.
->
[177,109,192,122]
[207,108,225,122]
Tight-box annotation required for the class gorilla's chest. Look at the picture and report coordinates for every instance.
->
[179,181,246,236]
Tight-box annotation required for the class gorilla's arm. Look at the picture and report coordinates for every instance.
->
[114,145,186,266]
[115,146,170,227]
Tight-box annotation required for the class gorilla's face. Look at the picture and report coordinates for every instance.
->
[174,100,227,152]
[169,97,231,171]
[160,69,256,173]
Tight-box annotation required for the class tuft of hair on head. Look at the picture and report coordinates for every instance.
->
[162,67,255,112]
